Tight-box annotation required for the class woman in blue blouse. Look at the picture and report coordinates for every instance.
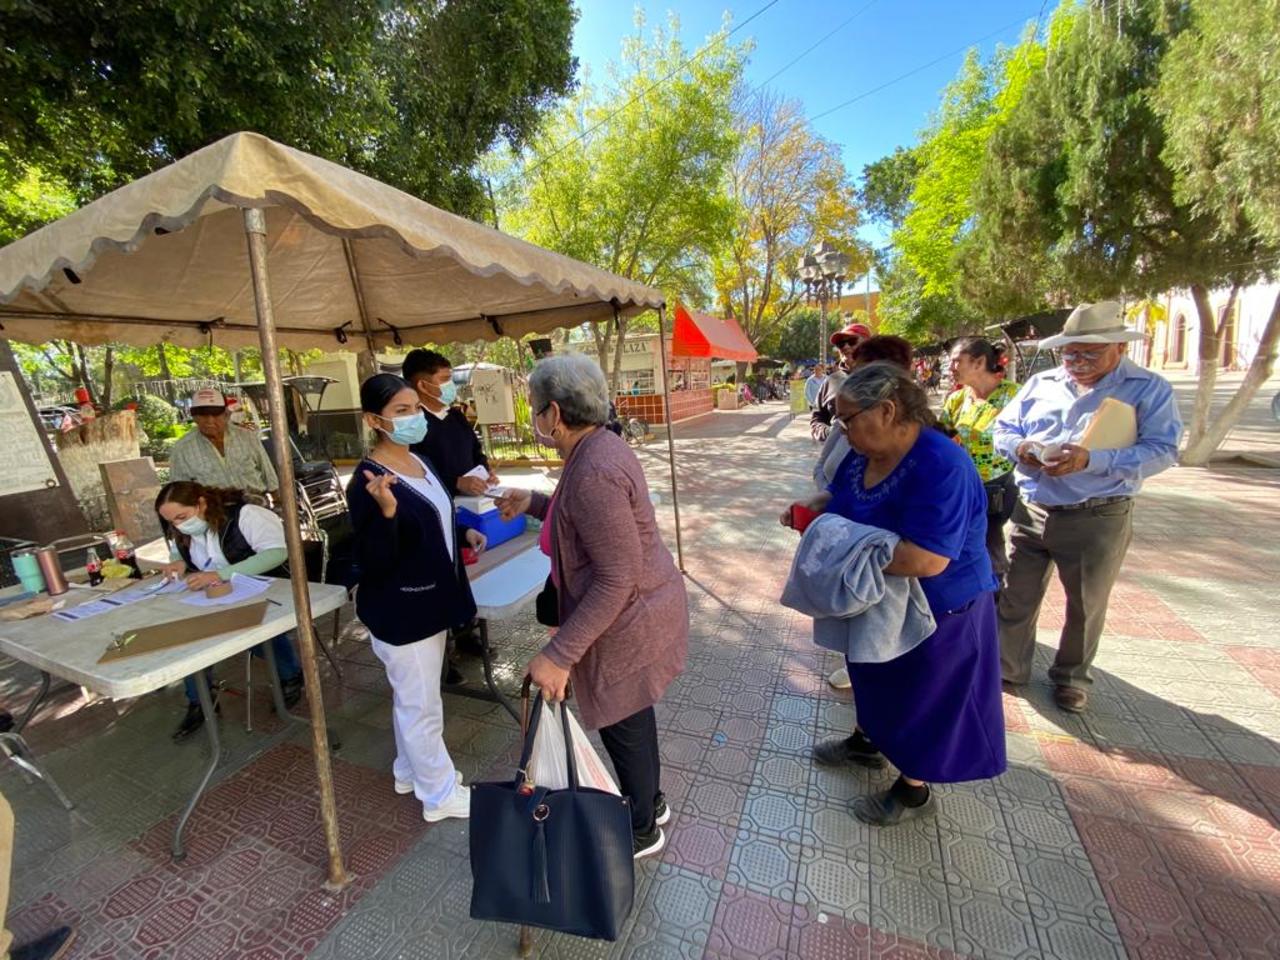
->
[788,362,1006,825]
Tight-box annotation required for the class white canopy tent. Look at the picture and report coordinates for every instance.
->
[0,132,682,888]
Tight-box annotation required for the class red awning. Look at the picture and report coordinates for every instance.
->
[671,304,758,363]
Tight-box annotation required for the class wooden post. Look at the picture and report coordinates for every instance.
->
[243,207,350,890]
[655,305,685,572]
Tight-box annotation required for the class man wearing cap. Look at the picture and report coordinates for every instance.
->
[169,388,279,497]
[993,301,1182,713]
[810,321,871,442]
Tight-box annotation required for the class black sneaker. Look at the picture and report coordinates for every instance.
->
[280,675,304,709]
[12,925,76,960]
[851,785,935,826]
[654,793,671,827]
[172,700,218,743]
[812,733,886,769]
[633,826,665,860]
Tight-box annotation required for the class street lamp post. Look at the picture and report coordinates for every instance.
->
[798,241,850,366]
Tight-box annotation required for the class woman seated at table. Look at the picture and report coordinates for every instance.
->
[786,362,1006,825]
[496,354,688,859]
[155,481,304,743]
[346,373,487,823]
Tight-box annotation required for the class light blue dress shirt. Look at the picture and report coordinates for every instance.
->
[992,358,1182,507]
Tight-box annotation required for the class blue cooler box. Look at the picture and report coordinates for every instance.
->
[456,505,527,549]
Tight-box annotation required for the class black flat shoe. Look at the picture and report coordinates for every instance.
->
[852,787,935,826]
[812,733,886,770]
[280,675,304,709]
[13,924,76,960]
[172,699,218,743]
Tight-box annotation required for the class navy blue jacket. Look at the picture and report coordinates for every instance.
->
[345,457,477,645]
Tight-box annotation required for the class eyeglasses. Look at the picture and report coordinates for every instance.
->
[1061,346,1112,363]
[833,405,876,432]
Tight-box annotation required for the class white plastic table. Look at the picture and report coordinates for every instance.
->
[452,531,550,722]
[0,578,347,858]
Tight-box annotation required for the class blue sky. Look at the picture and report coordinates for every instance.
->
[572,0,1048,280]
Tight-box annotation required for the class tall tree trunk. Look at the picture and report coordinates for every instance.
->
[101,346,115,408]
[233,350,244,383]
[1181,288,1280,466]
[590,320,615,393]
[72,342,97,404]
[156,341,171,380]
[1185,283,1224,450]
[611,316,631,398]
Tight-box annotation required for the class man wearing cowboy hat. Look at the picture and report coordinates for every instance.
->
[810,321,872,442]
[992,301,1182,713]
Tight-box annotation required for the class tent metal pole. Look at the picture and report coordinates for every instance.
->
[655,304,685,572]
[341,239,380,379]
[243,207,350,891]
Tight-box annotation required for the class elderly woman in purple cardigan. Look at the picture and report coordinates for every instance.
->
[497,354,688,860]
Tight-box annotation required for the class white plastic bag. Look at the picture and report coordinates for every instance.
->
[528,700,620,795]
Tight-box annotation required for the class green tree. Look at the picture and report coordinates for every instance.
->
[859,147,920,232]
[1154,0,1280,463]
[0,0,577,227]
[872,29,1046,343]
[713,89,866,354]
[769,307,823,363]
[505,13,744,390]
[972,0,1277,464]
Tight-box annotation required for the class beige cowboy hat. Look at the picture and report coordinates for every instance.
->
[1040,301,1146,349]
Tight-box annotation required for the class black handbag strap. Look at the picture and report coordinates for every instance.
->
[516,680,580,791]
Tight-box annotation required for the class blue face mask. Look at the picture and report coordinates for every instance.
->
[378,410,428,446]
[176,516,208,536]
[437,380,458,406]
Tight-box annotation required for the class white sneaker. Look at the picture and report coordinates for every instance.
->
[396,770,462,795]
[828,667,852,690]
[423,783,471,822]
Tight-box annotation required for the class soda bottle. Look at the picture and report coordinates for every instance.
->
[112,530,143,579]
[85,546,103,586]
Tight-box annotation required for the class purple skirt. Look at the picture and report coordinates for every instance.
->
[848,592,1006,783]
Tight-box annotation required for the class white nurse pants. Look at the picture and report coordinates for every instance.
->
[371,631,457,809]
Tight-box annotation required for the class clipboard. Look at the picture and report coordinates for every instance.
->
[98,600,270,663]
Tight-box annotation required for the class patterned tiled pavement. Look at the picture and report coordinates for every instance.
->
[2,402,1279,959]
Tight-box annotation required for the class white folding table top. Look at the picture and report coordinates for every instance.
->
[0,579,347,700]
[467,531,550,621]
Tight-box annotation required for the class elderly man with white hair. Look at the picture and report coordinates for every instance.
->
[992,301,1182,713]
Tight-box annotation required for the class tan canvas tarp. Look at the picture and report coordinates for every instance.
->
[0,132,664,350]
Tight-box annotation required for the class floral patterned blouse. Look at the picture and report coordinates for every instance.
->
[939,380,1020,482]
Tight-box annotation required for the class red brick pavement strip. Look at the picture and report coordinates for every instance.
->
[8,742,430,960]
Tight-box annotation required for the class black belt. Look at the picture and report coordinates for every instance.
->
[1036,495,1132,513]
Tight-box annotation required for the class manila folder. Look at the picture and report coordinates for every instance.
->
[1079,397,1137,450]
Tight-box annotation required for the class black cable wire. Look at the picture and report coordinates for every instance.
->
[810,10,1041,122]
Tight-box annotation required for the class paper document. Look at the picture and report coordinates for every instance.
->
[179,573,275,608]
[1079,398,1138,450]
[53,577,187,622]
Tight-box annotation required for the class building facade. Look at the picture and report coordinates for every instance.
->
[1137,282,1278,374]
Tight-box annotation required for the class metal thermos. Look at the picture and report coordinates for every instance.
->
[34,545,68,596]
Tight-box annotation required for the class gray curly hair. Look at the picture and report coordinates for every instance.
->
[837,361,936,426]
[529,353,612,428]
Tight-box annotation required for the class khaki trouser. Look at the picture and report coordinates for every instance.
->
[998,497,1133,689]
[0,789,13,959]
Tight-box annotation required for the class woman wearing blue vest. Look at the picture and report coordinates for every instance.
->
[155,481,304,742]
[346,373,487,823]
